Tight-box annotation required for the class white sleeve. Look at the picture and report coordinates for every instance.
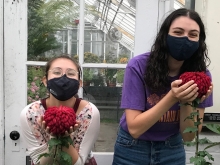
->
[74,102,100,165]
[20,101,49,165]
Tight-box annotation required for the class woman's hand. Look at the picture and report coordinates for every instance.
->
[38,116,80,137]
[170,80,198,103]
[200,83,213,103]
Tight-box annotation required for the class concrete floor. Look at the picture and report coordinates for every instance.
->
[93,122,220,165]
[93,122,118,152]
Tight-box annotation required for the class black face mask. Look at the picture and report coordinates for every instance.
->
[166,34,199,61]
[47,75,79,101]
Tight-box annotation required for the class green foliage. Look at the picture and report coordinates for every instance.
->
[190,151,213,165]
[93,72,104,86]
[74,52,100,63]
[205,124,220,134]
[84,52,100,63]
[116,69,125,83]
[28,0,78,59]
[27,66,48,104]
[183,101,220,165]
[38,136,73,165]
[183,127,198,133]
[105,69,117,83]
[83,68,93,82]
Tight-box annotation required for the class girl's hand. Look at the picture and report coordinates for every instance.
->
[64,120,81,137]
[39,116,81,137]
[200,83,213,103]
[171,80,198,103]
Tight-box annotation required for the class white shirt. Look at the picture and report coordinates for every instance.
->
[20,100,100,165]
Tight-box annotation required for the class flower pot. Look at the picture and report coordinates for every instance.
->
[107,82,116,87]
[83,81,91,86]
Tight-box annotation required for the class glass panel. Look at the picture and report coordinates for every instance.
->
[82,68,125,152]
[27,66,47,104]
[84,0,136,63]
[28,0,79,60]
[82,68,125,87]
[26,0,136,153]
[74,41,130,64]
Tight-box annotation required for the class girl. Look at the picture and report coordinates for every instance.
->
[112,8,213,165]
[20,55,100,165]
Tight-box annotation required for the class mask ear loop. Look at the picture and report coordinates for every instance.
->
[82,86,87,95]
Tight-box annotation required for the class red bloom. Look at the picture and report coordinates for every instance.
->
[179,72,211,98]
[44,105,76,136]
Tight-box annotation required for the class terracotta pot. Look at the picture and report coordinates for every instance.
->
[83,81,90,86]
[107,82,116,87]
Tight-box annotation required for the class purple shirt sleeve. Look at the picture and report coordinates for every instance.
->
[120,60,146,111]
[198,70,213,108]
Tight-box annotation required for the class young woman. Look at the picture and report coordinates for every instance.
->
[20,55,100,165]
[112,8,213,165]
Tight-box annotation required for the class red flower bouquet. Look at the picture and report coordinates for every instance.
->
[44,105,76,136]
[179,72,211,99]
[38,105,76,165]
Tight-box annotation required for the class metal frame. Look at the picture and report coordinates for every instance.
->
[4,0,27,164]
[0,0,4,164]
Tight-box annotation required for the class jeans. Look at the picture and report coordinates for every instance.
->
[112,127,185,165]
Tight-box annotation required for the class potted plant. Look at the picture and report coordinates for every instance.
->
[83,68,93,86]
[93,72,104,86]
[116,69,125,85]
[73,52,100,63]
[105,69,117,87]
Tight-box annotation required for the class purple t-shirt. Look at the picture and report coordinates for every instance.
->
[120,52,213,141]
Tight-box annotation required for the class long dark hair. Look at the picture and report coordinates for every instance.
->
[145,8,210,92]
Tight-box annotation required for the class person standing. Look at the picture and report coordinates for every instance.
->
[112,8,213,165]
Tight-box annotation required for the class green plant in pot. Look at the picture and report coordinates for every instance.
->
[105,69,117,87]
[73,52,100,63]
[83,68,93,86]
[93,72,104,86]
[116,69,125,84]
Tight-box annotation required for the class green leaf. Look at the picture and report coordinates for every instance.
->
[184,141,196,146]
[60,136,73,148]
[37,153,50,161]
[184,115,194,121]
[49,138,62,146]
[198,138,212,144]
[197,151,214,161]
[194,121,201,126]
[190,111,200,116]
[48,138,62,151]
[206,124,220,134]
[205,151,214,161]
[190,156,212,165]
[59,151,72,165]
[183,127,198,133]
[192,98,201,107]
[184,111,199,121]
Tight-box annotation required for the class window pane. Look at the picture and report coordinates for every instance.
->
[28,0,79,60]
[82,68,125,152]
[27,66,48,104]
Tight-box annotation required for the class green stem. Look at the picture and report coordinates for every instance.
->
[195,109,199,157]
[53,145,58,163]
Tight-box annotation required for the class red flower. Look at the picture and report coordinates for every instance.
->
[44,105,76,136]
[179,72,211,98]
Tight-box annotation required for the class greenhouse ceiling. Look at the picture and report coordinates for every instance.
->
[73,0,185,51]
